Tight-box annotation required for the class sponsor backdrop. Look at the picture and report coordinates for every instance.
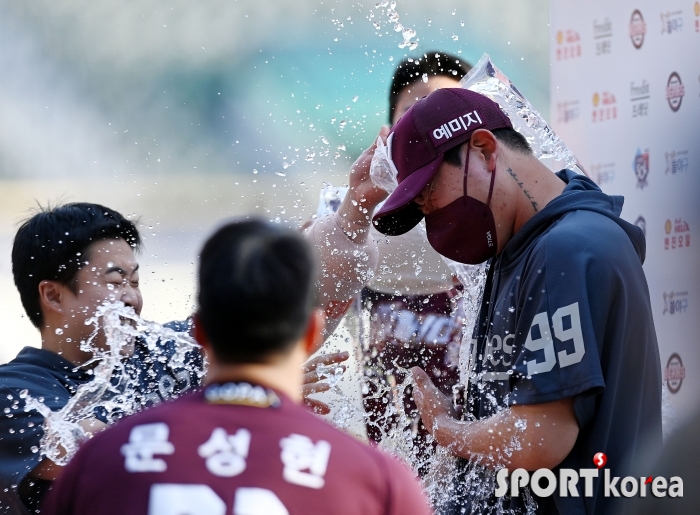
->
[551,0,700,423]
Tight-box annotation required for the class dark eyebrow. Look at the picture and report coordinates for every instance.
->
[105,263,140,276]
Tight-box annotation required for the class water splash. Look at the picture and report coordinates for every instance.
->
[369,1,418,50]
[23,302,203,465]
[461,54,582,174]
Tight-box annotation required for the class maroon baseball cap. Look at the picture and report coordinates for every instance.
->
[372,88,513,236]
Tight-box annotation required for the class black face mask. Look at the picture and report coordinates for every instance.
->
[425,149,498,265]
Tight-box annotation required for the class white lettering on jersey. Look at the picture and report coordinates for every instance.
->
[121,423,175,473]
[198,427,251,477]
[148,485,289,515]
[233,488,290,515]
[148,484,226,515]
[552,302,586,368]
[279,434,331,489]
[524,312,557,375]
[524,302,586,375]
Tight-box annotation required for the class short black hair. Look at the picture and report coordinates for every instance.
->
[197,219,318,364]
[389,51,472,124]
[442,128,533,167]
[12,202,142,328]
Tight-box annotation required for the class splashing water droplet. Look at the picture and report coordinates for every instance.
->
[452,34,459,41]
[421,73,428,83]
[55,328,64,335]
[22,302,204,466]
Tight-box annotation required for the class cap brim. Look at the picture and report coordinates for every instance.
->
[372,155,443,236]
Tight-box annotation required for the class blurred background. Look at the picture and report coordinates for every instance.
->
[0,0,549,364]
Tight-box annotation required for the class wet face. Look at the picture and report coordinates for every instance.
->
[60,238,142,356]
[392,75,461,125]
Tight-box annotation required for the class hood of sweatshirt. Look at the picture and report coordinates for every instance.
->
[499,169,645,267]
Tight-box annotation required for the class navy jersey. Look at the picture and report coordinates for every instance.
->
[44,382,432,515]
[455,171,662,515]
[0,348,94,514]
[0,322,202,514]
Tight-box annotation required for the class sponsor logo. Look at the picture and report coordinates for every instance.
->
[665,353,686,394]
[593,18,613,55]
[555,29,582,60]
[590,162,616,186]
[630,80,650,117]
[666,72,685,112]
[496,454,683,498]
[663,291,689,316]
[634,216,646,237]
[633,148,649,189]
[664,217,691,250]
[592,91,617,122]
[486,230,494,248]
[665,149,689,174]
[429,110,484,145]
[630,10,647,48]
[660,10,684,34]
[556,100,580,124]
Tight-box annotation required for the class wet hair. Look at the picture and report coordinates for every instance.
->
[197,219,318,364]
[12,202,142,328]
[389,51,472,124]
[442,128,534,167]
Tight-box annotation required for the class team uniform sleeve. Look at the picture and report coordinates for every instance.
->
[304,213,379,334]
[377,454,433,515]
[507,233,608,429]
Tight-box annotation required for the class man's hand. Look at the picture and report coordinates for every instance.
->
[301,351,350,415]
[336,127,391,242]
[412,366,454,437]
[412,367,579,470]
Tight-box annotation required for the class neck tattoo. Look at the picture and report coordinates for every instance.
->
[506,167,538,212]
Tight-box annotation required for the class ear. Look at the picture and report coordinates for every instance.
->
[469,129,499,171]
[192,312,212,354]
[302,309,326,357]
[38,280,67,318]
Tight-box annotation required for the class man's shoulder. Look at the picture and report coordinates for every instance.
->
[541,210,636,262]
[0,354,68,398]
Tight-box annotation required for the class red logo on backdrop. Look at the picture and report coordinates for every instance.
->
[555,29,581,60]
[630,10,647,48]
[665,353,686,394]
[591,92,617,122]
[666,72,685,111]
[664,218,691,250]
